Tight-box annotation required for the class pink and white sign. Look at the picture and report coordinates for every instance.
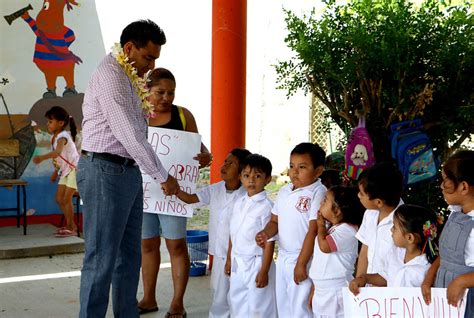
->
[142,127,201,218]
[343,287,467,318]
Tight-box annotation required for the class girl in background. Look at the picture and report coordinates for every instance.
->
[33,106,79,237]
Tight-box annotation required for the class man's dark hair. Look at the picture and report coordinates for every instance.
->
[120,19,166,48]
[241,154,272,177]
[358,162,403,207]
[290,142,326,168]
[229,148,252,173]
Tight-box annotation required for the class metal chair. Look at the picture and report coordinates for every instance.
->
[0,139,28,235]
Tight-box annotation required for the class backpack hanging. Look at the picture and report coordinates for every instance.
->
[389,119,437,186]
[344,117,375,180]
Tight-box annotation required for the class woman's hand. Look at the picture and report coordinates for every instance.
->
[224,257,231,276]
[194,152,213,168]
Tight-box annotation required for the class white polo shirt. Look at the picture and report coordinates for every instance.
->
[229,191,273,257]
[380,246,430,287]
[196,181,247,257]
[355,200,403,274]
[273,179,327,254]
[309,222,359,281]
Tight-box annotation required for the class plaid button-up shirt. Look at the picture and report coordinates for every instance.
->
[81,53,168,183]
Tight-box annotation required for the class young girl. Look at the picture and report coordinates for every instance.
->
[350,204,438,294]
[421,150,474,317]
[33,106,79,237]
[308,185,365,318]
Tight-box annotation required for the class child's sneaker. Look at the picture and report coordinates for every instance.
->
[55,228,77,237]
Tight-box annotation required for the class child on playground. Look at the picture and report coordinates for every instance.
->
[421,150,474,317]
[354,162,403,279]
[177,148,251,318]
[306,185,365,318]
[32,106,79,237]
[225,153,277,317]
[256,142,327,317]
[350,204,438,294]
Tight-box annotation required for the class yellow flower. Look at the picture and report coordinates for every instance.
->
[111,43,155,118]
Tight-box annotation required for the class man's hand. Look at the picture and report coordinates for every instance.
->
[255,230,268,248]
[224,258,231,277]
[161,174,180,196]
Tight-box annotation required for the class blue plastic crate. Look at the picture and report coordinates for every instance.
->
[186,230,208,276]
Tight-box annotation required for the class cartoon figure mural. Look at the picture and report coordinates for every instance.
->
[8,1,82,98]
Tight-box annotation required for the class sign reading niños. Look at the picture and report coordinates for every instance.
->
[142,127,201,218]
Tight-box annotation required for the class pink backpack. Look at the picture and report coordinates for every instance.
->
[344,117,375,180]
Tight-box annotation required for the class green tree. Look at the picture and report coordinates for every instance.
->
[276,0,473,210]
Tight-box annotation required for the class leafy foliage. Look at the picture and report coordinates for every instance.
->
[276,0,473,211]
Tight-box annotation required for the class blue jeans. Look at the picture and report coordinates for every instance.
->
[76,155,143,318]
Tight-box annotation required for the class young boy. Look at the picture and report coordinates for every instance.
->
[177,148,251,318]
[225,154,277,317]
[354,162,404,279]
[256,142,327,317]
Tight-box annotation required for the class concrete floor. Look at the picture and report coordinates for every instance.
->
[0,225,211,318]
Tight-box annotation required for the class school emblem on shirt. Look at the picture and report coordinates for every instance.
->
[295,196,311,213]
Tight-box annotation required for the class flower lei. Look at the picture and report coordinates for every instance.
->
[111,43,155,118]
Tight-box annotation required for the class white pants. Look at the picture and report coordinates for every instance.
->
[311,279,347,318]
[229,255,277,318]
[209,256,231,318]
[276,252,312,318]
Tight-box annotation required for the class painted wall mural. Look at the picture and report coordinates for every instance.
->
[0,0,104,215]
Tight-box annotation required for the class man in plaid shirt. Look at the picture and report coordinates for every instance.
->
[77,20,179,318]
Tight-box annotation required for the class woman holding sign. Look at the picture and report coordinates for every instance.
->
[138,68,212,317]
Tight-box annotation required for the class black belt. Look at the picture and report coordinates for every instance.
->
[81,150,136,167]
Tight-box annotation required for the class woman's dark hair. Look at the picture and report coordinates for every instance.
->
[229,148,251,173]
[442,150,474,188]
[120,19,166,48]
[241,153,272,177]
[147,67,176,88]
[358,162,403,207]
[330,185,365,227]
[45,106,77,142]
[394,204,439,263]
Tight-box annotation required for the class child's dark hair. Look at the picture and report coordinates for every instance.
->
[291,142,326,168]
[442,150,474,188]
[394,204,439,263]
[358,162,403,207]
[321,169,342,189]
[330,185,365,227]
[241,154,272,177]
[45,106,77,142]
[229,148,252,173]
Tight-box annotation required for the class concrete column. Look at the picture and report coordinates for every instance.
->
[210,0,247,182]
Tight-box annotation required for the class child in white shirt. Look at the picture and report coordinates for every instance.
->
[307,186,365,318]
[178,148,251,318]
[354,162,404,278]
[225,154,277,317]
[350,204,438,293]
[256,142,327,317]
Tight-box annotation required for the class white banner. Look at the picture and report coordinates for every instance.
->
[343,287,467,318]
[142,127,201,218]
